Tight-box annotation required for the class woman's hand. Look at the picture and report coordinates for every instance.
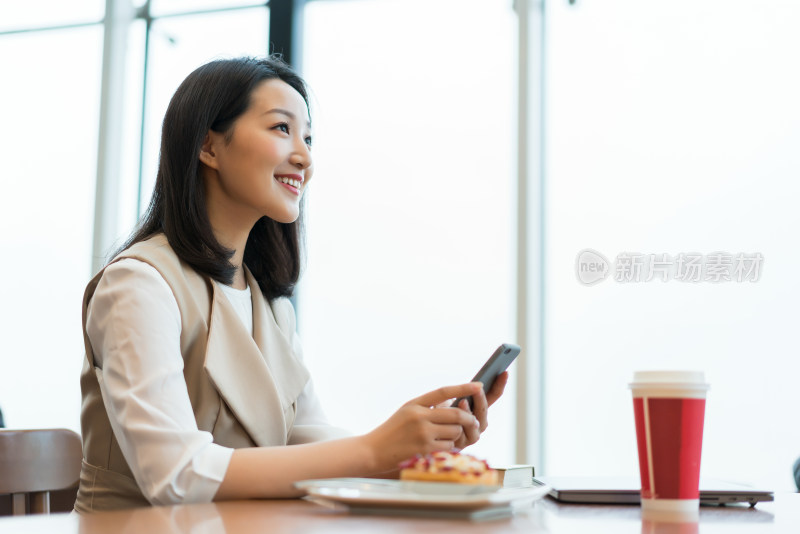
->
[363,383,483,472]
[450,371,509,450]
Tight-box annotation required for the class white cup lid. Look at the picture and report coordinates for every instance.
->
[629,371,709,391]
[632,371,705,384]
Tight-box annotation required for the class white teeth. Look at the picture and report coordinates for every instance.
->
[277,177,301,188]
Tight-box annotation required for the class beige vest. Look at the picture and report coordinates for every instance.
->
[75,234,310,512]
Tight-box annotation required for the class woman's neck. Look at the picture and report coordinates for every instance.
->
[203,172,260,290]
[208,218,251,290]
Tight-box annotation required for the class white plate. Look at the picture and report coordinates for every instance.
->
[294,478,550,510]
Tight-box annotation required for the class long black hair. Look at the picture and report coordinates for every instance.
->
[118,56,309,300]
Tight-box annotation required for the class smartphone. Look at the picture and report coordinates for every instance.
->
[451,343,521,409]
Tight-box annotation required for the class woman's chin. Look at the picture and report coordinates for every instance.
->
[265,210,300,224]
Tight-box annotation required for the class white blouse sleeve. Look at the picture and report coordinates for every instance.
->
[85,258,233,506]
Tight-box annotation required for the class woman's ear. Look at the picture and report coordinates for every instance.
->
[199,132,219,170]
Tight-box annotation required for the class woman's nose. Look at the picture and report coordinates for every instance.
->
[290,139,312,169]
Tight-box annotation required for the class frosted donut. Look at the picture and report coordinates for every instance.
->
[398,451,499,485]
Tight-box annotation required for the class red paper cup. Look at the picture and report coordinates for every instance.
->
[630,371,709,513]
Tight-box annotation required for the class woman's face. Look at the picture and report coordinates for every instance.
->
[201,78,313,227]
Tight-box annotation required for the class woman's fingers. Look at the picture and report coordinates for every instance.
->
[412,383,482,408]
[429,407,474,441]
[428,406,477,426]
[431,440,456,452]
[431,423,465,442]
[368,378,506,470]
[450,372,510,444]
[470,387,489,432]
[459,423,480,447]
[486,371,509,406]
[425,406,479,446]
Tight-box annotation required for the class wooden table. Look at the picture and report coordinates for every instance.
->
[0,493,797,533]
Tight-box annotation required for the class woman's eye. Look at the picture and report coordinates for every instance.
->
[274,123,290,134]
[304,136,313,147]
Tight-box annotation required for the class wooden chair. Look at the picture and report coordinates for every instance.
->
[0,428,82,515]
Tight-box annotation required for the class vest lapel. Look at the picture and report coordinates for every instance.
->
[203,276,299,447]
[248,269,309,413]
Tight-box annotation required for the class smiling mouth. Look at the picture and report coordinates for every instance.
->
[276,176,302,188]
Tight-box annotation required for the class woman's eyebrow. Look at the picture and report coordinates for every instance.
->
[263,108,312,129]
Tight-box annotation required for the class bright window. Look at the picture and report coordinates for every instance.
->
[0,26,103,430]
[544,0,800,490]
[0,1,104,32]
[299,0,518,464]
[139,7,270,209]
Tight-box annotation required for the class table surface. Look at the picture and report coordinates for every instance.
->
[0,492,797,534]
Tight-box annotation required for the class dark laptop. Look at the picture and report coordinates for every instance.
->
[533,476,773,507]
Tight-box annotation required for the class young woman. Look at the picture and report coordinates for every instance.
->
[75,56,508,512]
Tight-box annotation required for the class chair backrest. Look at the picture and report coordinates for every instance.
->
[0,428,82,515]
